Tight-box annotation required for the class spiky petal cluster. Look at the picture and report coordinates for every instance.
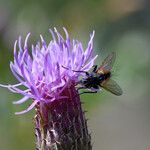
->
[2,28,97,115]
[1,28,97,150]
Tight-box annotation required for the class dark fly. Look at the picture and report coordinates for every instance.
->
[78,52,123,96]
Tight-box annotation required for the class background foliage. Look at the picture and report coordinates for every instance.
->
[0,0,150,149]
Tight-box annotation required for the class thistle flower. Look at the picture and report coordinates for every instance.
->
[1,28,98,150]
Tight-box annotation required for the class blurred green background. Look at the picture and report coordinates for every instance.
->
[0,0,150,150]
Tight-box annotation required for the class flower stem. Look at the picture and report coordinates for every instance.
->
[34,82,92,150]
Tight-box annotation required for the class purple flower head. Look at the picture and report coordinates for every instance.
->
[3,28,97,115]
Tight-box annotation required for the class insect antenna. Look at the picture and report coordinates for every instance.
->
[61,65,89,75]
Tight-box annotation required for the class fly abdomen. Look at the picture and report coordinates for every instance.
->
[99,72,111,83]
[104,72,111,80]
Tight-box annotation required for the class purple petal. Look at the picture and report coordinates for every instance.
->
[13,96,29,104]
[15,100,38,115]
[24,33,31,49]
[81,55,98,71]
[84,31,95,63]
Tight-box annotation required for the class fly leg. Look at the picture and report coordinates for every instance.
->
[79,91,97,95]
[92,65,98,73]
[76,86,98,95]
[76,86,87,93]
[73,87,97,102]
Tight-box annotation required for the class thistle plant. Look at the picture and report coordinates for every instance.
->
[1,28,98,150]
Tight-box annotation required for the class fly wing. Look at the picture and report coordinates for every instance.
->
[96,52,116,73]
[101,79,123,96]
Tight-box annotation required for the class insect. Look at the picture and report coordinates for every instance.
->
[77,52,123,96]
